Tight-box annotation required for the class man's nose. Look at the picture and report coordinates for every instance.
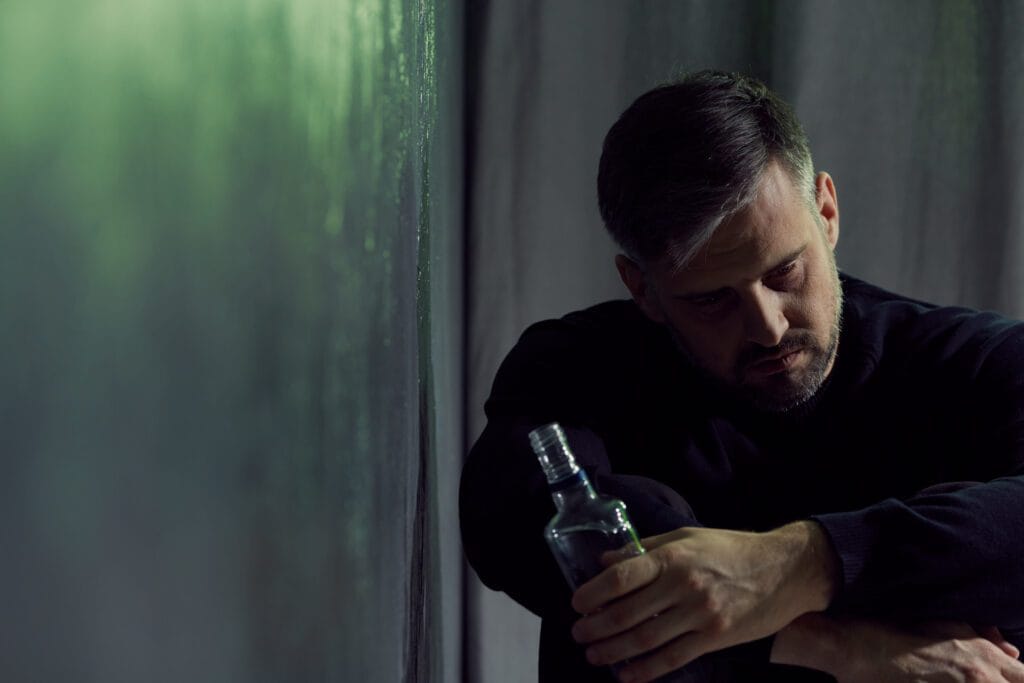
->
[742,287,789,348]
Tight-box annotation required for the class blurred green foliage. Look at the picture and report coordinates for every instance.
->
[0,0,441,680]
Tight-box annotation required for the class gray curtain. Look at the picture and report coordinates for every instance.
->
[0,0,462,681]
[465,1,1024,681]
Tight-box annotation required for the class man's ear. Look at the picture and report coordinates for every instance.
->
[815,172,840,249]
[614,254,666,324]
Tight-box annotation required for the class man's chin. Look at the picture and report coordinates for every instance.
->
[745,384,818,414]
[741,356,833,414]
[704,371,814,414]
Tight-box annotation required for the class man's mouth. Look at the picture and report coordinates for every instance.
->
[747,348,804,376]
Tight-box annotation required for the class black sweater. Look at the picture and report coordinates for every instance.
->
[460,274,1024,681]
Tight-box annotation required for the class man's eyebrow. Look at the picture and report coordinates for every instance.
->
[675,244,808,301]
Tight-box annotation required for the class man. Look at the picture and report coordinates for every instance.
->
[460,71,1024,682]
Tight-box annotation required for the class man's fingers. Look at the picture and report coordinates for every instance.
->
[614,630,713,683]
[581,607,703,666]
[573,582,681,644]
[600,541,646,567]
[979,625,1021,659]
[571,553,661,614]
[920,622,1021,660]
[636,527,693,551]
[1001,655,1024,683]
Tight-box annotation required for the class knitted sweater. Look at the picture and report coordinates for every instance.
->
[460,274,1024,681]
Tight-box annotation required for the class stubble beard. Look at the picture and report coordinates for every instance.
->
[668,260,844,415]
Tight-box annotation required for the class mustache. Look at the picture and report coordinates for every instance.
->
[739,332,816,370]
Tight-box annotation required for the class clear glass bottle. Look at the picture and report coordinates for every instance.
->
[529,422,644,590]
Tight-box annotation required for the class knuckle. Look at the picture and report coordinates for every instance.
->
[661,541,684,561]
[705,613,729,637]
[960,665,991,683]
[659,544,686,572]
[701,591,722,615]
[606,565,628,592]
[680,571,702,593]
[688,583,716,614]
[609,562,634,591]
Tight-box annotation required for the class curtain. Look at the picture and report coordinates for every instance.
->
[0,0,462,681]
[465,1,1024,681]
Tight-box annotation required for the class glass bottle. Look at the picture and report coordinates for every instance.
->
[529,422,644,590]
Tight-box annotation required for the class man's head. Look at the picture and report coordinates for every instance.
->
[598,71,842,413]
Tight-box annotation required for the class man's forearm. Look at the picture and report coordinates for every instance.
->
[770,612,845,673]
[769,613,1024,681]
[568,520,843,682]
[767,520,840,615]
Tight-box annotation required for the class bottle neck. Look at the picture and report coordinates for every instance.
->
[549,470,597,511]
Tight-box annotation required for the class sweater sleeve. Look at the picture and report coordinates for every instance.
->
[460,416,699,619]
[458,327,780,680]
[811,317,1024,633]
[459,314,701,619]
[813,477,1024,629]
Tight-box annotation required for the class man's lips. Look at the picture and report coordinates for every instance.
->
[747,348,804,376]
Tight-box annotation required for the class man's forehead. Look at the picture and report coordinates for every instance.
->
[705,166,791,251]
[663,165,811,287]
[688,207,793,273]
[690,218,778,271]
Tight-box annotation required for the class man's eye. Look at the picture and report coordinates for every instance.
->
[693,295,723,306]
[773,262,797,277]
[767,262,800,288]
[690,292,730,308]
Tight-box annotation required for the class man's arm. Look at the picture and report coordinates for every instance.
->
[568,521,838,682]
[772,613,1024,682]
[811,476,1024,628]
[463,304,1024,677]
[805,311,1024,630]
[460,310,704,620]
[568,519,1024,683]
[460,418,701,619]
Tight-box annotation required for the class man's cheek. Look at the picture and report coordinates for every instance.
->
[704,348,735,378]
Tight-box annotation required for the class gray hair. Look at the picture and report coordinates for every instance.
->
[597,70,816,272]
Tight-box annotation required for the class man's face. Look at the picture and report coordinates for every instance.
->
[621,163,843,413]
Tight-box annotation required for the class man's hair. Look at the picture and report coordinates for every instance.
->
[597,70,816,271]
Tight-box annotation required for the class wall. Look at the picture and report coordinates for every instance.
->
[0,0,462,680]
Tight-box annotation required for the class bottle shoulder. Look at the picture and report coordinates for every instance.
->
[546,494,629,528]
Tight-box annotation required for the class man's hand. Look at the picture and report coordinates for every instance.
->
[569,521,838,682]
[773,614,1024,682]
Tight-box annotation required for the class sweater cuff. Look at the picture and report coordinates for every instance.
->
[810,498,902,613]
